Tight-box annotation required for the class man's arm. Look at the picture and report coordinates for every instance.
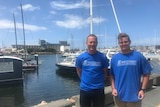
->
[103,68,108,80]
[110,75,117,96]
[138,74,150,100]
[110,75,115,90]
[141,74,150,90]
[76,68,82,79]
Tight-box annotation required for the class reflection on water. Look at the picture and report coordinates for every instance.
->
[56,69,79,81]
[22,54,81,107]
[0,84,24,107]
[55,69,80,96]
[56,69,110,87]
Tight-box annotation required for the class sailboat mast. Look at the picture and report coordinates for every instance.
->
[154,29,157,52]
[20,4,26,59]
[110,0,121,33]
[90,0,93,34]
[13,13,18,53]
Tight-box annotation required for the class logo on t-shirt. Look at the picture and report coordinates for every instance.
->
[83,60,101,66]
[117,60,136,66]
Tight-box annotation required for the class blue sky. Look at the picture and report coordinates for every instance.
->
[0,0,160,49]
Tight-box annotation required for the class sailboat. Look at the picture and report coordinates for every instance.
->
[19,4,38,71]
[0,14,24,85]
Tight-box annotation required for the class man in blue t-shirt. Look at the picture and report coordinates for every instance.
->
[75,34,109,107]
[110,33,152,107]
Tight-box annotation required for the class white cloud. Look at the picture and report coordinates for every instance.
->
[18,4,40,11]
[0,20,13,29]
[0,19,47,31]
[55,14,86,29]
[87,17,106,24]
[55,14,105,29]
[21,23,47,31]
[50,0,89,10]
[50,11,57,15]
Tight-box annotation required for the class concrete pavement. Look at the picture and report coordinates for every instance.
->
[108,85,160,107]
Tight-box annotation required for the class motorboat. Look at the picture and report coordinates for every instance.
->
[56,55,77,72]
[56,49,117,72]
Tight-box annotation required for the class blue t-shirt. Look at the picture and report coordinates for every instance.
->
[75,51,109,91]
[110,50,152,102]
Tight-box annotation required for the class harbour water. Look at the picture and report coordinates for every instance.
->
[0,54,160,107]
[0,54,80,107]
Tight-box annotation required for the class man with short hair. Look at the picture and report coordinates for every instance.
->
[76,34,109,107]
[110,33,152,107]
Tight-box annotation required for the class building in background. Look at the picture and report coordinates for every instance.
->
[11,40,70,53]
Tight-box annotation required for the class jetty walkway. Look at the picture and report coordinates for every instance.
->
[33,73,160,107]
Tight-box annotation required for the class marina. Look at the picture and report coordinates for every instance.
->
[0,54,160,107]
[0,0,160,106]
